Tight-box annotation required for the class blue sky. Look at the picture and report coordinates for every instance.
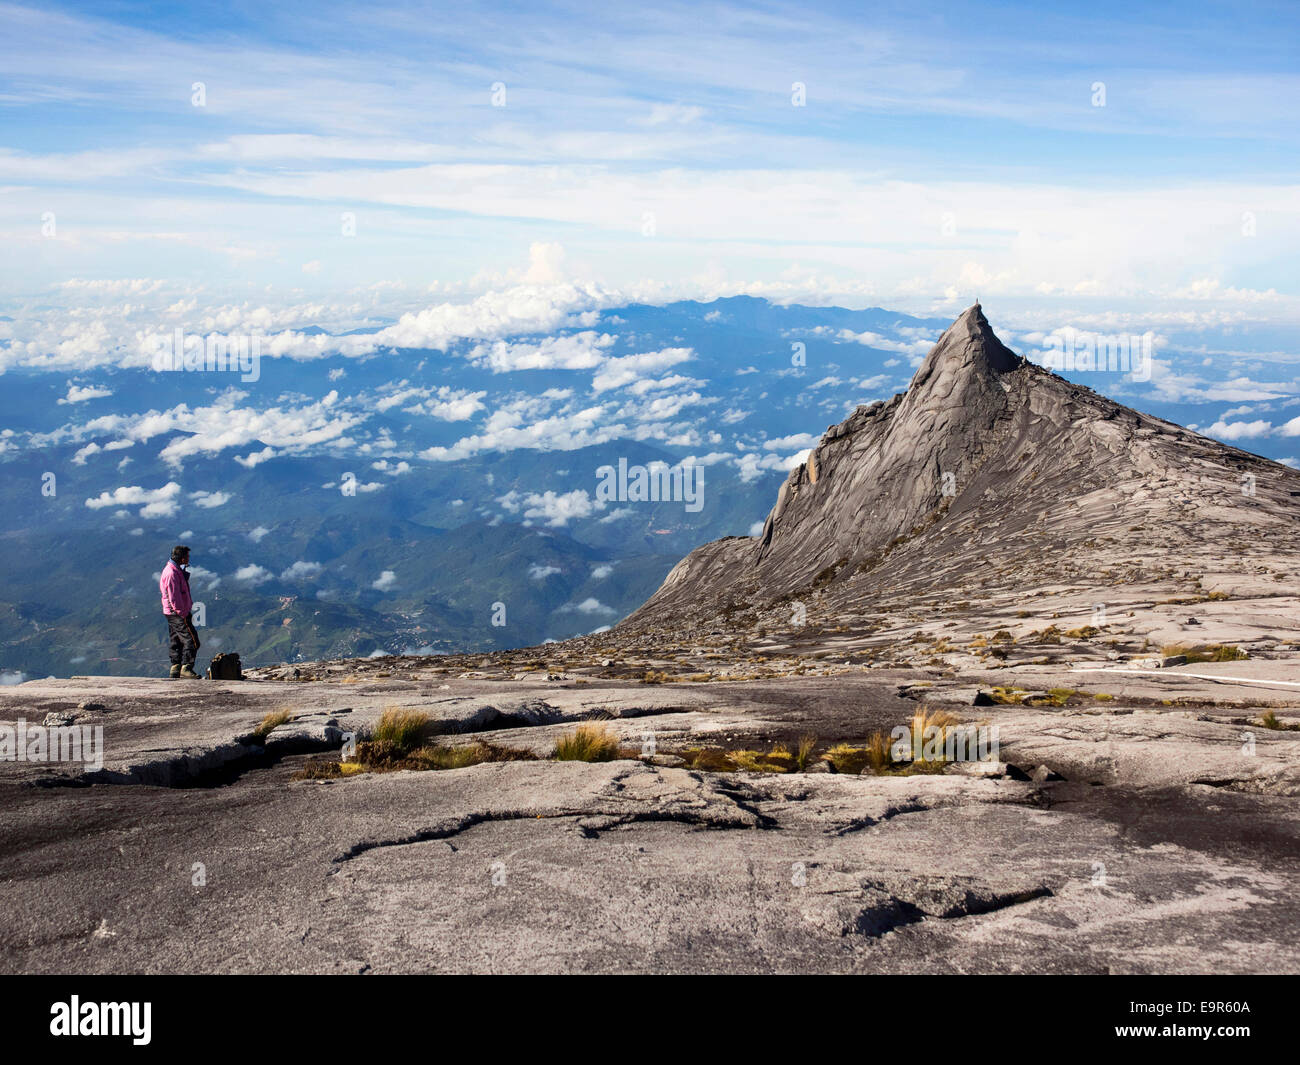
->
[1,0,1297,314]
[0,0,1298,531]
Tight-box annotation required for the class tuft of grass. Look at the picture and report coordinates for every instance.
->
[989,686,1027,705]
[291,740,534,780]
[729,749,778,772]
[252,709,293,740]
[1028,687,1080,707]
[1205,644,1248,662]
[681,747,736,772]
[823,731,903,775]
[553,723,622,762]
[824,742,871,775]
[864,731,895,774]
[795,734,818,771]
[1256,710,1300,732]
[409,742,537,769]
[730,743,795,773]
[371,708,433,753]
[911,706,962,734]
[1160,643,1248,664]
[896,707,966,772]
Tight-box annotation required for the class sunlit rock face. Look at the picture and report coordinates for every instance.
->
[622,304,1300,641]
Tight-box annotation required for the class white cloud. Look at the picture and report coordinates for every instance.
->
[645,103,704,126]
[366,282,617,353]
[528,564,561,579]
[591,563,614,578]
[498,489,601,527]
[375,384,485,420]
[45,389,365,469]
[84,481,181,519]
[1205,419,1274,441]
[189,490,231,508]
[372,569,397,591]
[248,525,270,542]
[422,404,625,462]
[59,383,113,404]
[234,564,272,585]
[281,560,324,580]
[561,597,616,615]
[235,447,278,468]
[591,347,693,393]
[469,331,614,373]
[371,459,411,475]
[762,433,819,451]
[188,564,221,591]
[735,451,807,482]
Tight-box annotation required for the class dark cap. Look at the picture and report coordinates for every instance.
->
[171,544,191,563]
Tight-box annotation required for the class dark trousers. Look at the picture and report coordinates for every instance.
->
[166,613,197,666]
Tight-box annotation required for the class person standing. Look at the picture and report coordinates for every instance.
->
[160,545,201,679]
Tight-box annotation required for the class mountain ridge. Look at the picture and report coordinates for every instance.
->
[619,304,1300,648]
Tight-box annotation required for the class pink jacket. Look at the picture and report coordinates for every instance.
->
[160,560,193,616]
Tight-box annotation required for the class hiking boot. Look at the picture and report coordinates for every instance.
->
[169,664,181,679]
[179,664,201,679]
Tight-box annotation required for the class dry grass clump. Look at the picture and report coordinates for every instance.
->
[729,743,796,773]
[1256,710,1300,732]
[371,707,434,751]
[911,706,961,734]
[1159,643,1247,663]
[680,747,736,772]
[1024,687,1080,707]
[290,705,537,780]
[553,723,622,762]
[251,709,293,740]
[291,739,535,780]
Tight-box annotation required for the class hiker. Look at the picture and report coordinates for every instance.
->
[160,544,201,679]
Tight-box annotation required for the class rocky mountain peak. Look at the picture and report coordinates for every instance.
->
[621,304,1300,637]
[906,302,1022,401]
